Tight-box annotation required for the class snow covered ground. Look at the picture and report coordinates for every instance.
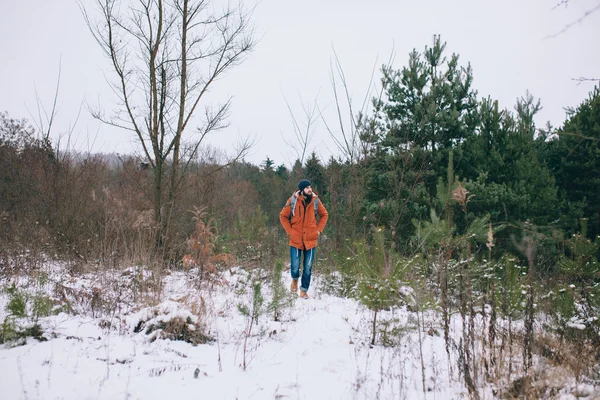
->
[0,262,597,399]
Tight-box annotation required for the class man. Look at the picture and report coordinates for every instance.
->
[279,179,328,299]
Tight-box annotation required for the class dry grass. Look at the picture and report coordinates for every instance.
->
[478,325,600,399]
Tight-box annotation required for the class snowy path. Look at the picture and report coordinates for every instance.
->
[0,266,470,399]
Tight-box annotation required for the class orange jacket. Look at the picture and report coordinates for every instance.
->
[279,191,328,250]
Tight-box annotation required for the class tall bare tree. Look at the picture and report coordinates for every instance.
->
[320,48,376,164]
[282,93,320,166]
[80,0,255,251]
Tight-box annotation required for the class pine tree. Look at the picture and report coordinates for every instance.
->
[237,281,265,371]
[544,87,600,239]
[353,227,415,345]
[364,35,479,250]
[304,152,326,195]
[457,93,560,258]
[269,260,293,321]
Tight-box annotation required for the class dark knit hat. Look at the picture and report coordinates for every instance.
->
[297,179,312,192]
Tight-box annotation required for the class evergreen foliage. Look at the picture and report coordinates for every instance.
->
[545,88,600,239]
[269,260,294,321]
[352,227,420,345]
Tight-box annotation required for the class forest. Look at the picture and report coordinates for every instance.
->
[1,2,599,398]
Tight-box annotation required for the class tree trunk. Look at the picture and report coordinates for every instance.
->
[164,0,188,253]
[154,161,164,250]
[371,309,378,346]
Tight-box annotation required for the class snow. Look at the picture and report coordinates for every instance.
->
[566,322,586,330]
[0,261,597,399]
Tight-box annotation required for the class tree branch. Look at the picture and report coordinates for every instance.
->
[546,2,600,38]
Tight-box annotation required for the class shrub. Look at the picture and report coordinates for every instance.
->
[6,284,27,318]
[144,316,213,345]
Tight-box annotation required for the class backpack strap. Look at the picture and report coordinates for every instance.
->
[288,195,319,221]
[288,195,298,221]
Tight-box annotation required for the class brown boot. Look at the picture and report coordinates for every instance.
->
[299,290,309,299]
[290,279,298,293]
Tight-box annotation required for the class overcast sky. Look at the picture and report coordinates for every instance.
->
[1,0,598,166]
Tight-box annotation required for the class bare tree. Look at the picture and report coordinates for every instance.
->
[319,48,373,164]
[80,0,255,251]
[319,47,392,164]
[27,57,61,145]
[282,93,319,166]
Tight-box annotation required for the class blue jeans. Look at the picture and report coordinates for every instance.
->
[290,246,315,292]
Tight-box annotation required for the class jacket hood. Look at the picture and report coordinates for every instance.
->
[293,190,318,199]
